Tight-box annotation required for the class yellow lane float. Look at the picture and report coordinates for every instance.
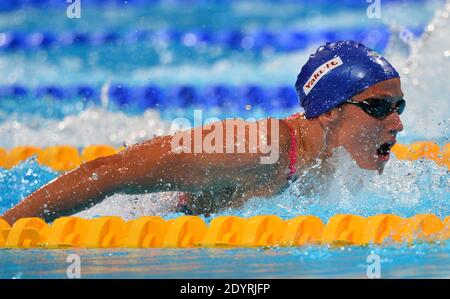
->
[0,145,123,171]
[0,142,449,172]
[0,214,448,249]
[37,145,81,172]
[81,145,118,163]
[3,146,42,169]
[0,147,7,168]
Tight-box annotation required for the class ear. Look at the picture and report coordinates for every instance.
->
[317,108,341,129]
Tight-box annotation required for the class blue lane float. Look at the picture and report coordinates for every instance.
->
[0,84,300,111]
[0,27,411,53]
[0,0,427,12]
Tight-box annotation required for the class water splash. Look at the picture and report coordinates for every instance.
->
[214,148,450,222]
[0,157,57,213]
[74,192,181,220]
[387,0,450,140]
[0,108,171,148]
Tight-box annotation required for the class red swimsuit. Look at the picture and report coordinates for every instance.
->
[285,113,300,181]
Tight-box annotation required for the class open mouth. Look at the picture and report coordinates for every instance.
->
[376,141,395,160]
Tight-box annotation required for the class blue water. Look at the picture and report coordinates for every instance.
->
[1,0,449,278]
[1,244,449,279]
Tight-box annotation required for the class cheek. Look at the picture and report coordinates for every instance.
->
[357,122,383,142]
[340,116,382,151]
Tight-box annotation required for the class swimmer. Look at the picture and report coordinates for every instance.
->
[1,40,405,225]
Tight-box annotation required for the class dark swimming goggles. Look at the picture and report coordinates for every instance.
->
[345,97,406,119]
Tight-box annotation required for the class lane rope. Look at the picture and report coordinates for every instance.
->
[0,214,448,248]
[1,142,449,172]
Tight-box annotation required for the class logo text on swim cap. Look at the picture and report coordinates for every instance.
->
[303,56,343,95]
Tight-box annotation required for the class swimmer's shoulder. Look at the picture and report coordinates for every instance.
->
[277,112,305,168]
[262,114,301,169]
[279,112,305,141]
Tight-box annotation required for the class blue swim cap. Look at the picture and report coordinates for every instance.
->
[295,40,400,119]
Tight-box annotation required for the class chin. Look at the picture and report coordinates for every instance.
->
[374,158,387,174]
[354,157,384,172]
[347,149,388,173]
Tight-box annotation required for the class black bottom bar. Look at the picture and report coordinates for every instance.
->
[0,279,448,297]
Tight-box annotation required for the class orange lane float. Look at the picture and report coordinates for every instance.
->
[0,145,122,171]
[0,214,448,249]
[0,142,448,172]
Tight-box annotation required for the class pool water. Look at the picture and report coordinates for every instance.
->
[1,243,450,279]
[1,0,449,278]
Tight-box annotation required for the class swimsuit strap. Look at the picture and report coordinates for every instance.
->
[284,113,302,181]
[287,124,297,180]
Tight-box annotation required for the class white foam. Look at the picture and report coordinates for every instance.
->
[386,1,450,139]
[74,192,181,220]
[220,147,450,220]
[0,108,172,148]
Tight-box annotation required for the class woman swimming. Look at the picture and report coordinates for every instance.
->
[1,40,405,225]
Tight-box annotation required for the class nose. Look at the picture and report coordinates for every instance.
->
[386,112,404,135]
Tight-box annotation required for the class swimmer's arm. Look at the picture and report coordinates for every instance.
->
[1,118,290,224]
[1,135,178,224]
